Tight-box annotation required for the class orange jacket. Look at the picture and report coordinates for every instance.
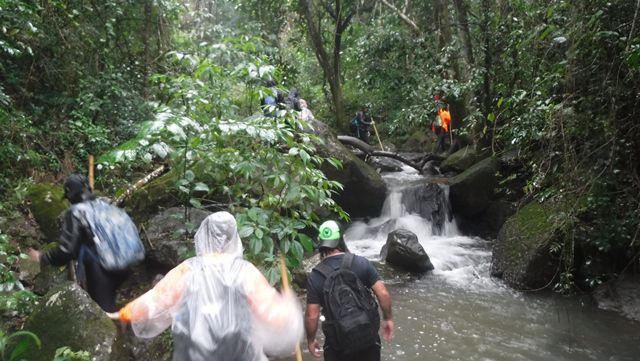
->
[438,108,451,133]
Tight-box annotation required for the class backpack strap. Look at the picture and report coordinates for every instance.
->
[314,262,333,280]
[340,252,354,270]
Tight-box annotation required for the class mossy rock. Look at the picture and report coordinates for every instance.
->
[491,197,571,289]
[441,145,489,172]
[26,184,68,242]
[400,130,437,153]
[23,282,119,361]
[113,329,173,361]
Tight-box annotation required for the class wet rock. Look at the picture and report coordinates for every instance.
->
[491,197,568,289]
[421,160,440,177]
[23,282,119,361]
[144,207,210,269]
[309,119,386,218]
[368,156,404,173]
[401,182,451,235]
[380,229,434,273]
[592,275,640,322]
[449,157,500,217]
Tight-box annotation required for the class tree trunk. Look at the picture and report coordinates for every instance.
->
[480,0,492,118]
[452,0,474,77]
[298,0,351,129]
[143,0,152,100]
[434,0,459,80]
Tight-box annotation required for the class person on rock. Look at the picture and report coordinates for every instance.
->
[28,174,133,312]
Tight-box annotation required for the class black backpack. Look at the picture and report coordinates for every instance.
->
[314,253,380,353]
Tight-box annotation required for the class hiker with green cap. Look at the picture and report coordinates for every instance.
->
[304,220,393,361]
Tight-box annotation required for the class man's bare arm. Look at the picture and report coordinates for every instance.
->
[372,280,394,341]
[305,303,322,357]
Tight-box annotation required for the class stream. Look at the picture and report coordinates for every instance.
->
[299,166,640,361]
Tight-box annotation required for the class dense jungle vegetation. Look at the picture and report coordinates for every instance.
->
[1,0,639,339]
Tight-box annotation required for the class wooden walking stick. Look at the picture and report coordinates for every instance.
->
[88,155,94,190]
[371,117,385,151]
[280,254,303,361]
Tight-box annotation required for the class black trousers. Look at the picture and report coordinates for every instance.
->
[84,260,129,312]
[434,126,447,153]
[323,343,381,361]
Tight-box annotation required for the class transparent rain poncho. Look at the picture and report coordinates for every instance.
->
[120,212,303,361]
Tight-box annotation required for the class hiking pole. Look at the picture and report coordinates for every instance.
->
[280,254,303,361]
[88,155,95,190]
[371,118,385,151]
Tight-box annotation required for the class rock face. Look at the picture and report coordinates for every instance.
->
[380,229,434,273]
[592,275,640,322]
[310,119,387,218]
[145,207,210,269]
[449,157,500,218]
[456,200,516,240]
[23,282,119,361]
[491,199,565,289]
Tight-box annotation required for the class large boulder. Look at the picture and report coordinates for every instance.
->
[309,119,386,218]
[449,157,500,218]
[440,145,488,173]
[491,198,567,289]
[144,207,210,269]
[380,229,434,273]
[23,282,120,361]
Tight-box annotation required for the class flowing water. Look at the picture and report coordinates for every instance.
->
[299,166,640,361]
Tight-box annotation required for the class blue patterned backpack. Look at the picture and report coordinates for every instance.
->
[72,199,145,271]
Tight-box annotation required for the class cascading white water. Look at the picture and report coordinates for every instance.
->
[316,164,640,361]
[344,165,493,287]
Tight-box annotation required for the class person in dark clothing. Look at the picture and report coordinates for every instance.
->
[28,174,129,312]
[304,220,393,361]
[350,106,373,143]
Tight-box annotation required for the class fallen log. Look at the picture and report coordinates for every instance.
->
[114,164,169,207]
[337,135,422,172]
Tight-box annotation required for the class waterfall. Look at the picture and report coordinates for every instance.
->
[344,165,492,286]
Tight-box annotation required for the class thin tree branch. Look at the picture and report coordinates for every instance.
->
[379,0,421,34]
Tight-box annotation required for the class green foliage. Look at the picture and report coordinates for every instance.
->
[0,231,37,318]
[0,330,40,361]
[52,347,90,361]
[100,13,345,282]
